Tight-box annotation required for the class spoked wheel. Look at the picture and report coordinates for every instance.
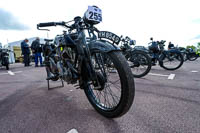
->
[160,51,184,70]
[84,51,135,118]
[128,50,152,78]
[187,53,198,61]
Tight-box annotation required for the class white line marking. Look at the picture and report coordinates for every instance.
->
[191,70,198,73]
[7,71,15,75]
[0,72,9,76]
[148,73,169,77]
[13,71,22,74]
[168,74,175,80]
[67,129,78,133]
[0,71,22,76]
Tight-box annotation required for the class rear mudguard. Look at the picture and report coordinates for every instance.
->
[87,40,120,53]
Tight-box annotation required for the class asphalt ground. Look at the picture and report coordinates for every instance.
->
[0,59,199,133]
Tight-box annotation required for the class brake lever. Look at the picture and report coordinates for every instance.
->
[37,26,50,31]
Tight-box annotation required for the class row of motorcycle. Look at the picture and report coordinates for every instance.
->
[3,6,198,118]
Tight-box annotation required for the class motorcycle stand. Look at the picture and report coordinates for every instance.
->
[47,79,64,90]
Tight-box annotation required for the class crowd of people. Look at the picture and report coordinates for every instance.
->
[20,37,43,67]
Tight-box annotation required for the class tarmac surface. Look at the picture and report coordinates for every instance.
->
[0,59,200,133]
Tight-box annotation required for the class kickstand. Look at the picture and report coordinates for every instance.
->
[47,79,64,90]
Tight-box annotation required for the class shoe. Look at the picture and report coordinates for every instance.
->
[35,65,39,67]
[40,64,44,67]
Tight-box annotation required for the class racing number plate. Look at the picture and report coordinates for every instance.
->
[85,6,102,22]
[98,31,121,45]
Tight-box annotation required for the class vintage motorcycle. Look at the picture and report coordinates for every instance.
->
[180,48,198,61]
[98,33,152,78]
[0,48,10,70]
[148,38,184,70]
[37,6,135,118]
[120,36,152,78]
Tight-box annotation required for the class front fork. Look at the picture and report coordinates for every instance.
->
[77,32,106,89]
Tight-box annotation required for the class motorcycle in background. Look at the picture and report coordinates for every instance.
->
[0,48,10,70]
[148,38,184,70]
[98,32,152,78]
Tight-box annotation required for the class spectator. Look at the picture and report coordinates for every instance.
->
[21,39,31,67]
[31,37,43,67]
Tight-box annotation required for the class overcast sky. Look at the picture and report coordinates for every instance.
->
[0,0,200,47]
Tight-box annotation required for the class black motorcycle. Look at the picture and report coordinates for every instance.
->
[120,36,152,78]
[98,33,152,78]
[0,48,10,70]
[37,6,135,118]
[179,48,198,61]
[148,38,184,70]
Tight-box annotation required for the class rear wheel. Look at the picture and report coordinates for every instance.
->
[128,50,152,78]
[187,53,198,61]
[84,51,135,118]
[160,51,184,70]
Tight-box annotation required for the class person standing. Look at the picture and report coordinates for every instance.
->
[21,39,31,67]
[31,37,43,67]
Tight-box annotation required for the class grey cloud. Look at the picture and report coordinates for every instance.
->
[0,8,29,30]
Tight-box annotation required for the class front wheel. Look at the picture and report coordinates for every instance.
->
[159,51,184,70]
[128,50,152,78]
[84,51,135,118]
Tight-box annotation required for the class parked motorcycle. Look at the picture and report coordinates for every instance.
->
[37,6,135,118]
[120,36,152,78]
[0,48,10,70]
[98,32,151,78]
[180,48,198,61]
[148,38,184,70]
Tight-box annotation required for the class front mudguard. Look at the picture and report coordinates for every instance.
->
[88,40,120,54]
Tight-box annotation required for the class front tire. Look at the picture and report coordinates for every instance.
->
[84,51,135,118]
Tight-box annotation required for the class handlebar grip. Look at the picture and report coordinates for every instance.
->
[37,22,56,27]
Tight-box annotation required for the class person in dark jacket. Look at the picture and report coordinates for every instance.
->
[31,37,43,67]
[21,39,31,67]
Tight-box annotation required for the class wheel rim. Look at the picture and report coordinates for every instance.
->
[88,53,122,111]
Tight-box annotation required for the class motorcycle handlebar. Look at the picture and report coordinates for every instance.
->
[37,22,67,28]
[37,22,56,27]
